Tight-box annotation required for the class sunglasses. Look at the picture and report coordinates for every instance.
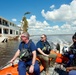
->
[41,37,44,39]
[21,36,26,38]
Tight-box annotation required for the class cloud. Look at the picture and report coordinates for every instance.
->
[12,18,17,22]
[27,15,53,35]
[50,5,55,9]
[41,0,76,34]
[52,25,60,30]
[41,0,76,22]
[26,0,76,35]
[17,24,21,27]
[61,23,71,29]
[72,21,76,26]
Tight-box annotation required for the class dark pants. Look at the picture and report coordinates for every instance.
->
[18,60,40,75]
[67,54,74,67]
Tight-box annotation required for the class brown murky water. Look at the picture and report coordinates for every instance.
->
[0,40,20,67]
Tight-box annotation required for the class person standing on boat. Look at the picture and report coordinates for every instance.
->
[10,32,40,75]
[36,34,57,75]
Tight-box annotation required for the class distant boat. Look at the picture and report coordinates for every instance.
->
[0,16,20,42]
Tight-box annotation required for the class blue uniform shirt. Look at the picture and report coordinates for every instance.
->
[19,40,36,52]
[36,40,44,50]
[36,40,51,54]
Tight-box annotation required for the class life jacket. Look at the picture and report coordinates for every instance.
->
[41,41,51,54]
[19,40,33,61]
[69,43,76,54]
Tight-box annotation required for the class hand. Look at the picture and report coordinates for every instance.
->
[9,59,14,64]
[66,67,73,72]
[29,65,34,73]
[48,54,51,58]
[46,54,49,57]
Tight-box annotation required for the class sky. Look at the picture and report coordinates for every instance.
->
[0,0,76,35]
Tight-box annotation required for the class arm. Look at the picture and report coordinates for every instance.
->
[10,49,20,63]
[29,50,36,73]
[66,67,76,72]
[73,67,76,70]
[29,41,37,73]
[32,51,36,65]
[37,48,49,57]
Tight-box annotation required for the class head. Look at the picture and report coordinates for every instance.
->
[72,32,76,43]
[40,34,47,42]
[21,32,30,42]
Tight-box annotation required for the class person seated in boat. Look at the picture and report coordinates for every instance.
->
[36,34,57,75]
[10,32,40,75]
[66,66,76,75]
[63,33,76,67]
[66,56,76,75]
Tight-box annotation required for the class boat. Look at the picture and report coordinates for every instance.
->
[50,50,69,64]
[0,58,44,75]
[0,50,69,75]
[0,64,44,75]
[0,16,20,42]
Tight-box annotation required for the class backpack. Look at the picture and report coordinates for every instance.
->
[19,40,33,61]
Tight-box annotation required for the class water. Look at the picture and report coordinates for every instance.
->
[31,34,73,45]
[0,34,73,67]
[0,40,20,67]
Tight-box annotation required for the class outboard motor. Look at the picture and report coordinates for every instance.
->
[56,43,60,53]
[62,46,69,55]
